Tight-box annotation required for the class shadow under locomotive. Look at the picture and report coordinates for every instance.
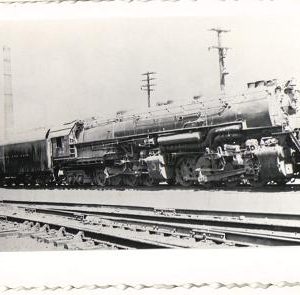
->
[2,182,300,194]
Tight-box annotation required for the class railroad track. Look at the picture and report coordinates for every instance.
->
[0,208,180,250]
[2,200,300,250]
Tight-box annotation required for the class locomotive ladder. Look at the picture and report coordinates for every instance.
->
[69,138,77,158]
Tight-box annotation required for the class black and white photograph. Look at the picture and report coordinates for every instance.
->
[1,0,300,253]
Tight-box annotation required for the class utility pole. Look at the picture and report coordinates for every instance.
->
[208,28,230,92]
[3,46,14,140]
[141,72,156,108]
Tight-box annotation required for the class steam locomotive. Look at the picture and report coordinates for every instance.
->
[1,79,300,188]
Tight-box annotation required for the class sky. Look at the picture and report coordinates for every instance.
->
[0,1,300,139]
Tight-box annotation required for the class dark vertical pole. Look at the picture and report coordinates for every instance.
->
[147,73,151,108]
[208,28,230,93]
[141,72,156,108]
[3,46,14,140]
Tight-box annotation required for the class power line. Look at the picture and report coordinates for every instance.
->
[141,71,156,108]
[208,28,230,92]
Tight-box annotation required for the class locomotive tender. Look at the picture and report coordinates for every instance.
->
[1,79,300,188]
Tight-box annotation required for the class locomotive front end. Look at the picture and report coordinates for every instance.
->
[190,79,300,187]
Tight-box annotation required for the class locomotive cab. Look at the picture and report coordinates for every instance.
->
[48,121,83,175]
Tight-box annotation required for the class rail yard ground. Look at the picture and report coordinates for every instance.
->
[1,184,300,214]
[1,184,300,251]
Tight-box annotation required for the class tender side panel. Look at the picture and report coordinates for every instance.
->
[0,145,4,175]
[4,140,50,176]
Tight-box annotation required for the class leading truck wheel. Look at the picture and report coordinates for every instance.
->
[93,170,107,187]
[223,163,239,188]
[175,157,197,187]
[245,157,267,188]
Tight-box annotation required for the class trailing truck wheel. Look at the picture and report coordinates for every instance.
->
[123,175,139,187]
[175,157,197,187]
[110,175,123,187]
[142,175,159,187]
[93,170,107,187]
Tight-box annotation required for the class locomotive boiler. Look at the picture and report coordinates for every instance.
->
[1,79,300,188]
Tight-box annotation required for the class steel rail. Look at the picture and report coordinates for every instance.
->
[3,201,300,247]
[4,200,300,232]
[37,209,300,246]
[0,208,181,250]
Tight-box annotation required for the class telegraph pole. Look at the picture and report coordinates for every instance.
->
[208,28,230,92]
[141,72,156,108]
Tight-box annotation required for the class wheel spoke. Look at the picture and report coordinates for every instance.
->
[93,170,107,187]
[245,156,266,188]
[175,157,196,187]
